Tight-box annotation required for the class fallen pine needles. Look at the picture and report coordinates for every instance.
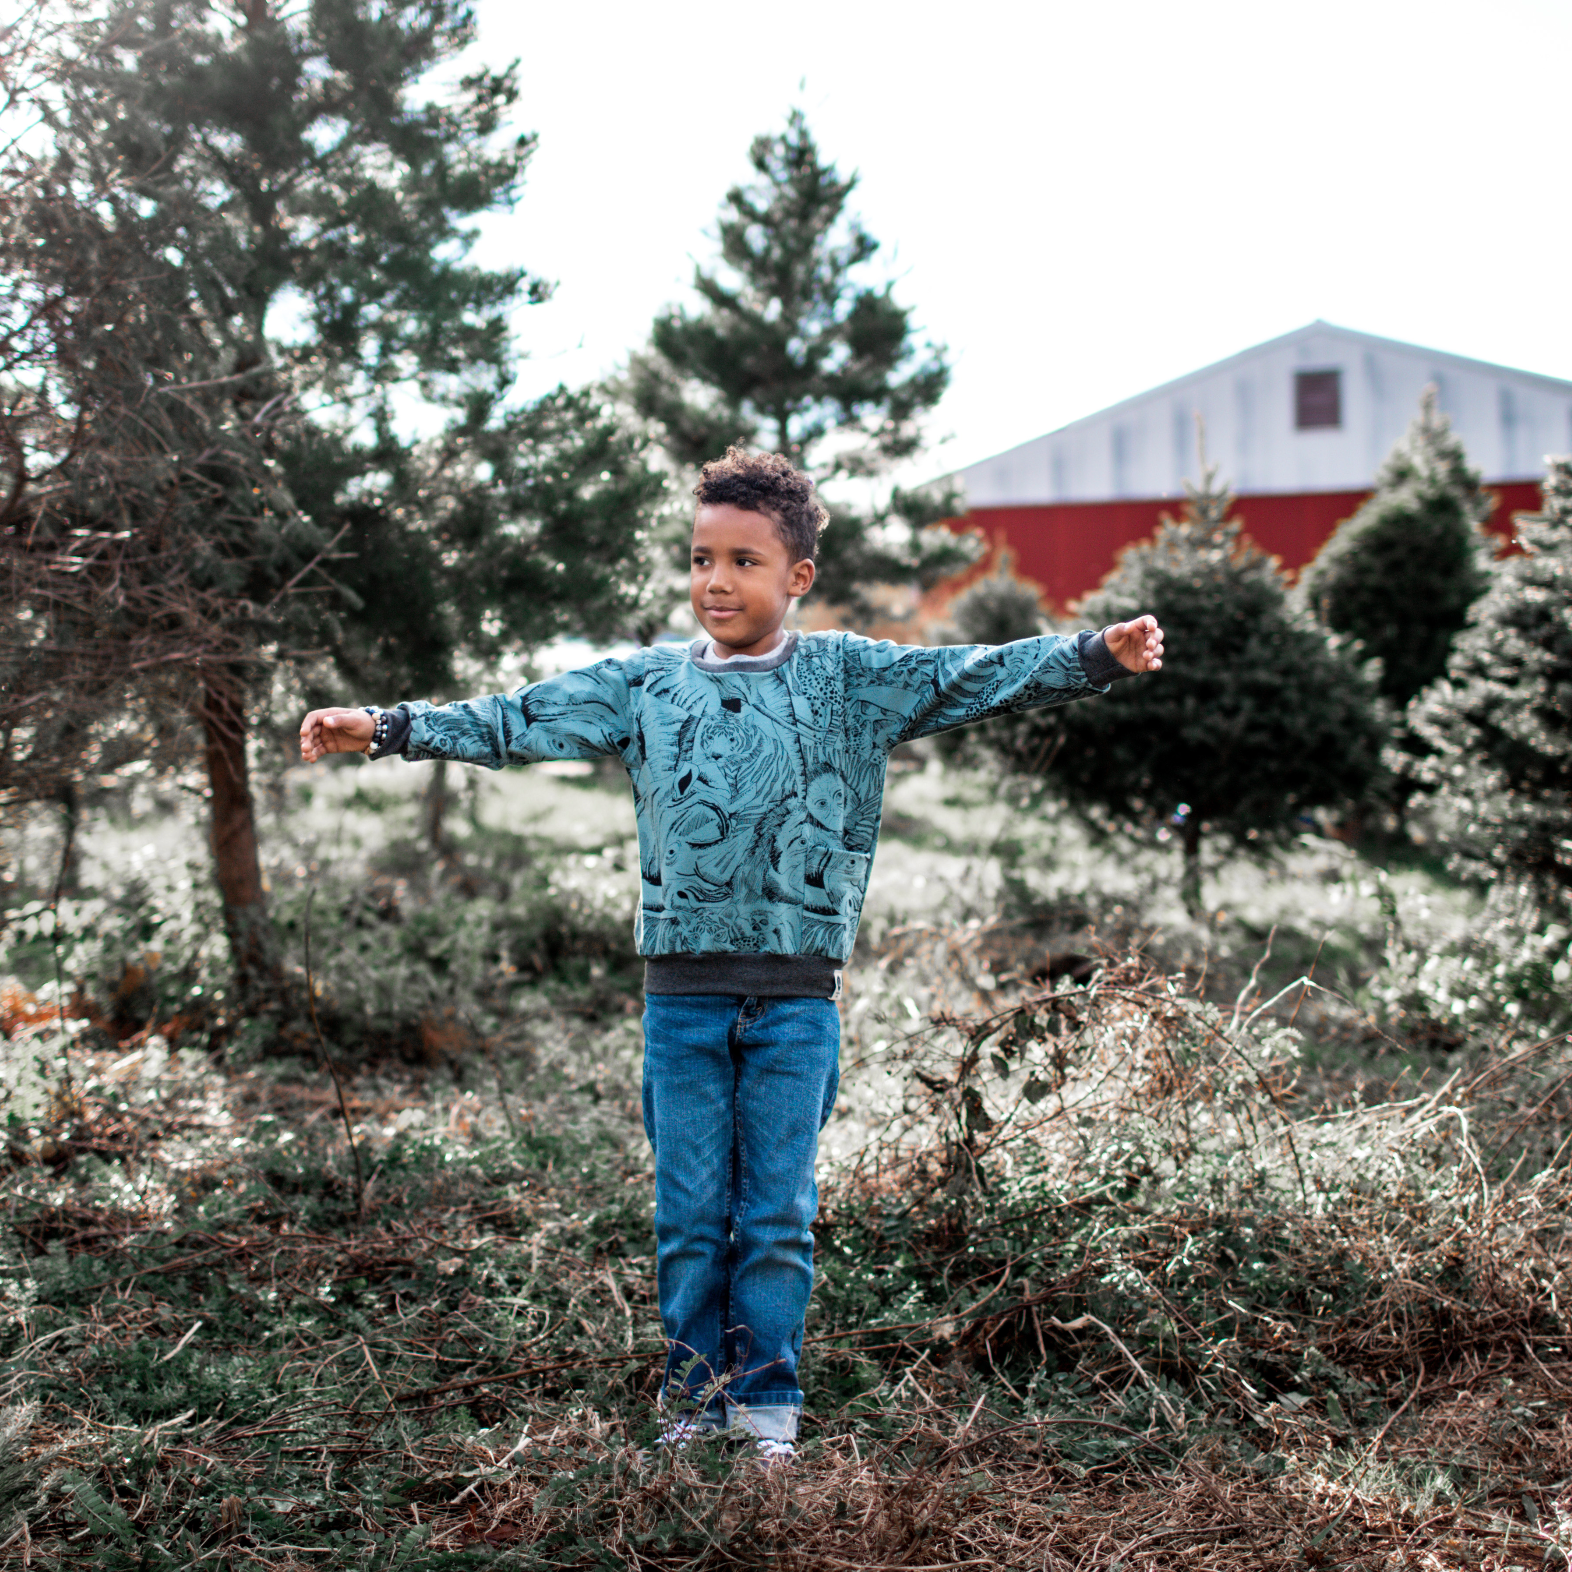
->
[0,937,1569,1566]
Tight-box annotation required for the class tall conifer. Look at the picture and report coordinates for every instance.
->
[1302,388,1493,708]
[629,109,970,618]
[4,1,666,1003]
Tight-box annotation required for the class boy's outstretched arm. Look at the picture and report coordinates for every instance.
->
[297,659,637,770]
[300,707,374,763]
[854,613,1166,751]
[1102,615,1164,673]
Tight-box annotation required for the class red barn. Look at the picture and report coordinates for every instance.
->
[939,322,1572,613]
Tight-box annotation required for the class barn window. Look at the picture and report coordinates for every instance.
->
[1295,369,1341,430]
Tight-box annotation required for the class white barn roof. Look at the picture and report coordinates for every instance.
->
[956,322,1572,508]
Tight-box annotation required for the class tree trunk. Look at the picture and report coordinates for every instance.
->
[1180,816,1204,919]
[423,758,452,858]
[53,782,79,898]
[199,674,280,1007]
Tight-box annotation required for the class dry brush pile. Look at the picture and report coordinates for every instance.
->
[0,935,1568,1569]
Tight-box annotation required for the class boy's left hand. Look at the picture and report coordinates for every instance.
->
[1104,615,1164,673]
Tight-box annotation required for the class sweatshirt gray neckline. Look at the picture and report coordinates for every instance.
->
[688,630,800,674]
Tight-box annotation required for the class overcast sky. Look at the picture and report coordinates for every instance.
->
[469,0,1571,493]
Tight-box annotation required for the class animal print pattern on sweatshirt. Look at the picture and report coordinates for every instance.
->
[400,630,1109,961]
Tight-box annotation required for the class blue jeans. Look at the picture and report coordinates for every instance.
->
[641,993,840,1443]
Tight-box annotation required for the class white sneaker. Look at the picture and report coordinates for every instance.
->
[753,1436,795,1469]
[657,1416,722,1452]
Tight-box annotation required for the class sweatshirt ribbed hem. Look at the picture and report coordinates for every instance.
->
[643,952,842,998]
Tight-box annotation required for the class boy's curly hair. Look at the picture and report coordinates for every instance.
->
[693,447,829,564]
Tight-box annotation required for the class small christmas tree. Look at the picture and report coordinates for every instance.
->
[1302,388,1494,708]
[1410,457,1572,902]
[995,447,1384,914]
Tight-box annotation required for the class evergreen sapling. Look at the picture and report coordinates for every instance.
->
[1303,385,1494,709]
[1410,456,1572,903]
[992,450,1385,914]
[948,567,1047,648]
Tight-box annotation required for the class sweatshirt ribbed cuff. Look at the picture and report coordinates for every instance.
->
[1076,629,1133,687]
[368,705,413,759]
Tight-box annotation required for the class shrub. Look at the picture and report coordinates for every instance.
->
[1370,882,1572,1043]
[948,566,1046,647]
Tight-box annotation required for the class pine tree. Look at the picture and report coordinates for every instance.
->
[993,452,1385,914]
[1302,388,1494,708]
[631,108,946,474]
[1409,457,1572,901]
[629,109,970,617]
[5,1,667,1003]
[0,26,325,983]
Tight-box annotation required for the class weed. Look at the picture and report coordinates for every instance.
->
[0,925,1562,1566]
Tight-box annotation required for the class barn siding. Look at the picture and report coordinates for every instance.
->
[957,324,1572,510]
[948,481,1545,615]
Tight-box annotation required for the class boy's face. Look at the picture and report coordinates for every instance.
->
[690,504,815,658]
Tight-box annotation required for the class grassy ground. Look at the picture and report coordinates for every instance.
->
[1,757,1567,1569]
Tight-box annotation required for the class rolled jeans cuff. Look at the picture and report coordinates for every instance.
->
[726,1398,800,1443]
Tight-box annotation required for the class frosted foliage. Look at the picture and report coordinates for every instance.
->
[1412,456,1572,899]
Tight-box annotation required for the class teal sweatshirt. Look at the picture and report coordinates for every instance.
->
[391,629,1124,972]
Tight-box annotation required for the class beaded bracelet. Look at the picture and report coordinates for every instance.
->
[362,706,392,756]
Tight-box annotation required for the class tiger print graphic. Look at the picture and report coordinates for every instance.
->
[400,630,1108,961]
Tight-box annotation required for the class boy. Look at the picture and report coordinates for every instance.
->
[299,447,1163,1462]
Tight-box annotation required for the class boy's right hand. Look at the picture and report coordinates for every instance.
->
[299,707,374,763]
